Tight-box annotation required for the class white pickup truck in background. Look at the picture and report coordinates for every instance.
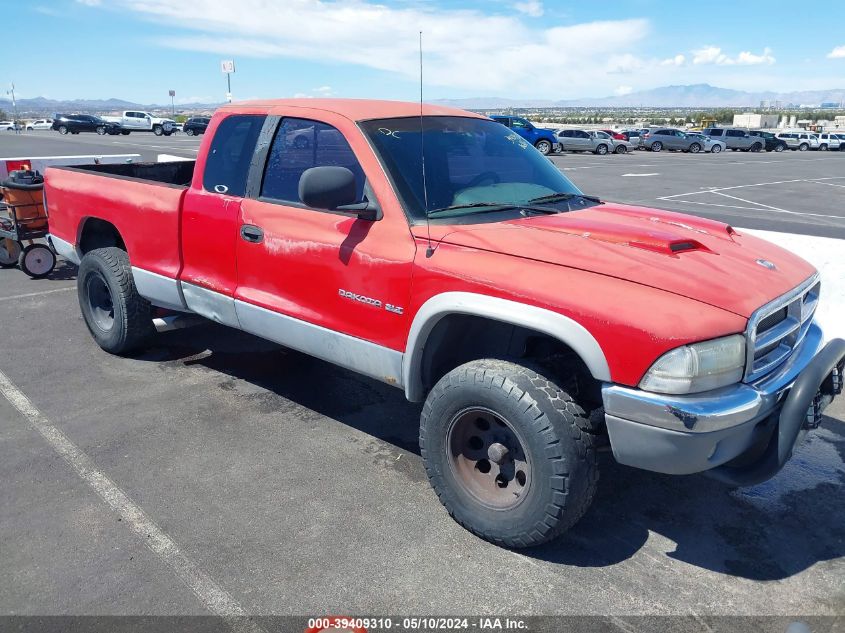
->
[102,110,178,136]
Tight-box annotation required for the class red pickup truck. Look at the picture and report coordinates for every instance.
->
[45,99,844,548]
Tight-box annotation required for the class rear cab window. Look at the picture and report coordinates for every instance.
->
[203,114,266,197]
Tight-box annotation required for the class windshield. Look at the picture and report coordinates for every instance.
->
[360,116,585,222]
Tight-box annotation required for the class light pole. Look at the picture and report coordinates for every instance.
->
[169,90,175,117]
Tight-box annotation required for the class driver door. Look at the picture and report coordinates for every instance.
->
[235,115,416,355]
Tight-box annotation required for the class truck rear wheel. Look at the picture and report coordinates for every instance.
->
[77,247,155,355]
[420,359,598,548]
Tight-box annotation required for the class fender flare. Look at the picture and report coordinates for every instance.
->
[403,292,611,402]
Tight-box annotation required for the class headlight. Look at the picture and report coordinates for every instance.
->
[639,334,746,395]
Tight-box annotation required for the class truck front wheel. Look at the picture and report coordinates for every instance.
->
[78,247,155,355]
[420,359,598,548]
[534,140,552,155]
[153,125,163,136]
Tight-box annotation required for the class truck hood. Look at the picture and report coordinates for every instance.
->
[425,203,816,318]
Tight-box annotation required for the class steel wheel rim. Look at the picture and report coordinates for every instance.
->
[86,273,115,332]
[24,248,54,276]
[446,407,532,511]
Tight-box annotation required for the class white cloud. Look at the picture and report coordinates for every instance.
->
[693,45,774,66]
[513,1,543,17]
[828,46,845,59]
[86,0,651,96]
[614,85,633,96]
[660,54,686,67]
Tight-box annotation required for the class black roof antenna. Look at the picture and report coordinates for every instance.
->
[420,31,434,258]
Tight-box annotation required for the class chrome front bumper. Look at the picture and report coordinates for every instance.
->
[602,323,844,480]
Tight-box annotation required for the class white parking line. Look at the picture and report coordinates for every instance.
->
[0,369,264,633]
[0,287,74,302]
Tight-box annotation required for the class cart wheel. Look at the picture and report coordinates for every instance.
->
[0,239,22,268]
[19,243,56,278]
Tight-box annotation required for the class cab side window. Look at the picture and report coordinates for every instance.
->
[260,118,366,207]
[203,114,266,197]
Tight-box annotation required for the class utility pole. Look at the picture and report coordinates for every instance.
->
[7,82,20,134]
[169,90,176,116]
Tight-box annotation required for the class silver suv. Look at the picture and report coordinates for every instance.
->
[775,132,820,151]
[703,128,764,152]
[557,129,614,155]
[816,133,841,151]
[641,128,706,153]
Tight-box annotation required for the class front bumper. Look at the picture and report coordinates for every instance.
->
[602,323,845,484]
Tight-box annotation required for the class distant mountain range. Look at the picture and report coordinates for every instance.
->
[3,84,845,114]
[0,96,220,115]
[432,84,845,109]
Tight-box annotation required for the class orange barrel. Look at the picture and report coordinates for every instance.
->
[1,171,47,231]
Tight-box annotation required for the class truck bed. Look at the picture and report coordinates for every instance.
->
[45,162,194,280]
[61,161,195,187]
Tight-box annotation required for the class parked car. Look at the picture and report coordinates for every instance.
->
[816,133,841,151]
[1,120,20,130]
[44,98,845,550]
[600,129,627,141]
[182,117,210,136]
[26,119,53,130]
[622,130,645,148]
[703,128,764,152]
[489,115,560,155]
[641,129,706,153]
[557,129,614,154]
[748,130,787,152]
[775,132,820,151]
[686,132,725,153]
[834,134,845,151]
[51,114,122,135]
[101,110,178,136]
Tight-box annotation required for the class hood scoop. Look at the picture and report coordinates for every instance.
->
[629,238,711,255]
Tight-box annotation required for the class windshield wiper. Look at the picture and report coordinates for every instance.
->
[427,202,564,218]
[528,192,602,205]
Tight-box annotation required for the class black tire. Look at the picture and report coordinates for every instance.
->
[711,144,722,153]
[164,130,173,136]
[614,144,627,154]
[77,247,155,355]
[185,128,195,136]
[750,142,763,152]
[96,126,106,135]
[153,125,163,136]
[18,244,56,279]
[121,130,130,135]
[774,144,785,152]
[595,143,608,155]
[799,143,809,151]
[535,139,552,156]
[58,125,68,135]
[650,141,662,152]
[420,359,598,548]
[689,142,701,153]
[819,144,828,151]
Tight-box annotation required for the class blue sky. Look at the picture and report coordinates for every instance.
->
[4,0,845,104]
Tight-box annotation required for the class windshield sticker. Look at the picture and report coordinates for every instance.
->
[506,133,529,150]
[378,127,401,139]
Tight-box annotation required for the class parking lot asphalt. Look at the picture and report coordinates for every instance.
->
[1,131,844,620]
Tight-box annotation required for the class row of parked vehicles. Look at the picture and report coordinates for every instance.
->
[488,115,845,156]
[5,112,212,137]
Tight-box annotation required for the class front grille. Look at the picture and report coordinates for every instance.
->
[745,275,820,382]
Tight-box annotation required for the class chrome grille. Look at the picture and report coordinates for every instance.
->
[745,275,820,382]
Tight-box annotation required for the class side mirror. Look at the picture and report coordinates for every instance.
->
[298,166,379,220]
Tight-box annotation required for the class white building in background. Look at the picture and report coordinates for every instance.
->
[732,112,780,129]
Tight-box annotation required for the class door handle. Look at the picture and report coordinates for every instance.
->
[240,224,264,243]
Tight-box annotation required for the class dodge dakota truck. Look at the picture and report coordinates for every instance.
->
[44,99,844,548]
